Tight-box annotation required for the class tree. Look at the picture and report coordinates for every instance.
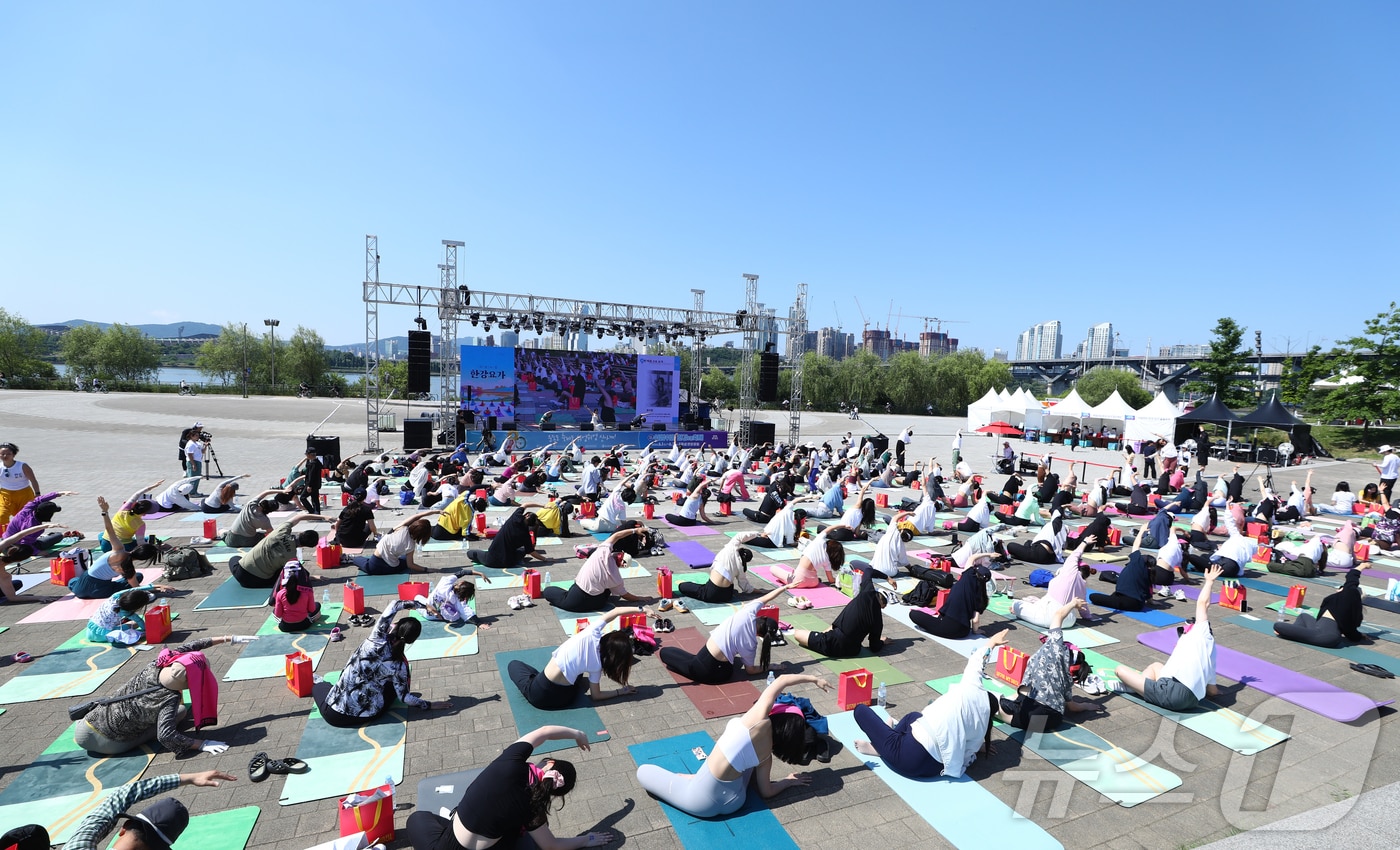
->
[700,366,735,403]
[1313,303,1400,443]
[283,326,329,388]
[196,323,255,387]
[833,351,884,408]
[0,309,57,382]
[883,351,934,413]
[796,353,838,409]
[376,359,409,398]
[59,324,105,382]
[1278,344,1333,409]
[96,325,161,382]
[1189,317,1252,406]
[1075,367,1152,408]
[927,350,1008,415]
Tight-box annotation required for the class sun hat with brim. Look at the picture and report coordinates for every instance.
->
[1381,445,1394,453]
[119,798,189,850]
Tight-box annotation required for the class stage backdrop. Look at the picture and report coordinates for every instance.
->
[461,345,679,427]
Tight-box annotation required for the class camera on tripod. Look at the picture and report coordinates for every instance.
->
[196,430,213,443]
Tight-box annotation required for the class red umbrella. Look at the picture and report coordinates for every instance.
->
[976,421,1024,436]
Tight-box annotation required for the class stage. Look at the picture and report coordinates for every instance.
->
[472,428,728,452]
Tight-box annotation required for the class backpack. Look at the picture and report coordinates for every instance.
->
[1028,568,1055,588]
[901,578,944,608]
[164,547,212,581]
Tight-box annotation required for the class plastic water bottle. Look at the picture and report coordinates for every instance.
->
[877,682,887,708]
[544,571,552,586]
[767,670,776,687]
[1276,605,1286,622]
[322,587,331,607]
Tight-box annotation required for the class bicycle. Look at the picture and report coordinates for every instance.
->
[411,391,435,402]
[297,387,315,399]
[179,385,198,396]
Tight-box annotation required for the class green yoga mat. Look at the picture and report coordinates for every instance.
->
[0,629,140,703]
[222,605,345,681]
[171,806,260,850]
[984,595,1120,648]
[494,647,611,754]
[926,675,1181,807]
[422,540,465,552]
[194,574,272,610]
[784,612,914,685]
[0,732,154,844]
[1226,613,1400,676]
[843,540,877,553]
[279,671,407,806]
[757,547,804,560]
[1078,647,1289,755]
[404,612,479,661]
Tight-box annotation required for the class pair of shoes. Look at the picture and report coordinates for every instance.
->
[250,751,310,782]
[1174,589,1188,602]
[507,594,534,610]
[349,614,374,627]
[1080,673,1108,696]
[657,598,674,612]
[653,617,674,633]
[328,627,344,643]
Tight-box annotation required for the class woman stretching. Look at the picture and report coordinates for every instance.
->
[1088,535,1168,612]
[771,531,844,589]
[542,528,651,613]
[664,477,711,527]
[908,559,992,639]
[314,599,448,726]
[69,498,172,599]
[679,531,758,603]
[1273,566,1368,647]
[660,584,793,684]
[1,522,65,603]
[1006,510,1067,565]
[994,599,1102,731]
[270,561,322,632]
[636,673,831,817]
[1010,540,1095,628]
[508,608,653,709]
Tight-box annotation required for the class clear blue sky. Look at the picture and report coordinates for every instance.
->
[3,2,1397,356]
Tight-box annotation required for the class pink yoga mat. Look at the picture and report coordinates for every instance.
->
[17,595,106,624]
[747,564,850,609]
[1137,627,1392,722]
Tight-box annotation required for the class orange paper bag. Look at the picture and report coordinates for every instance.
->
[344,581,366,615]
[719,501,732,516]
[1355,542,1372,561]
[522,569,542,599]
[1105,526,1122,547]
[316,540,343,569]
[49,557,76,587]
[398,581,429,601]
[202,518,218,539]
[338,783,395,844]
[144,604,173,643]
[1285,585,1307,609]
[579,501,597,518]
[933,587,951,614]
[993,645,1029,687]
[837,668,873,710]
[657,566,673,599]
[1251,545,1272,564]
[1219,581,1247,612]
[643,502,655,519]
[757,605,780,624]
[285,650,314,697]
[875,492,889,508]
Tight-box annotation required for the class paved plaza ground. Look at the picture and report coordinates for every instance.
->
[1,390,1398,849]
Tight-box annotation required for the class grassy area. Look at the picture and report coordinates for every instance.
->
[1310,425,1400,460]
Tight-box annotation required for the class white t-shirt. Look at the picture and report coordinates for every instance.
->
[1380,454,1399,479]
[184,439,204,462]
[375,526,417,567]
[1160,623,1216,700]
[1156,535,1183,570]
[1330,490,1357,512]
[911,649,991,777]
[598,491,628,526]
[711,601,761,667]
[870,526,906,577]
[1214,533,1258,566]
[154,478,200,510]
[965,499,992,528]
[552,620,605,684]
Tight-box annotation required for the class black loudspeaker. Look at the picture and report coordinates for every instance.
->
[617,424,631,431]
[541,423,556,431]
[486,415,498,432]
[580,423,594,431]
[758,352,779,403]
[306,435,341,468]
[653,422,667,431]
[403,419,433,450]
[503,422,517,431]
[407,330,431,394]
[749,421,776,445]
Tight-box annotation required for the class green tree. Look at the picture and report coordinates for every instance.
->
[59,324,105,382]
[927,350,1006,415]
[284,326,329,388]
[96,325,161,382]
[0,308,57,382]
[1278,344,1333,409]
[1189,317,1252,405]
[1075,367,1152,408]
[1314,302,1400,443]
[700,366,735,402]
[377,360,409,398]
[884,351,934,413]
[796,353,838,409]
[833,351,884,408]
[196,323,255,387]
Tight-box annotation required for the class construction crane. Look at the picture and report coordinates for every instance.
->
[894,312,968,337]
[853,297,870,334]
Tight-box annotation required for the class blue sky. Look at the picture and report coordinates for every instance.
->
[3,2,1397,356]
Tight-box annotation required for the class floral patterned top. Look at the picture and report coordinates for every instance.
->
[1023,628,1073,715]
[325,599,429,717]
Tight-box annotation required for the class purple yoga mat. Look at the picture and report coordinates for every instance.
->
[1171,584,1219,604]
[661,520,721,537]
[1137,628,1392,722]
[664,540,716,568]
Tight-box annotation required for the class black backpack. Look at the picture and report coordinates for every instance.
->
[164,547,212,580]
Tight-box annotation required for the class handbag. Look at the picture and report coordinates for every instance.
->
[1219,581,1247,612]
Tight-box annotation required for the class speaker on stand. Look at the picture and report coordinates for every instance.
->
[407,330,431,395]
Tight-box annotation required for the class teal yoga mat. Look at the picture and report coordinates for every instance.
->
[0,732,154,844]
[0,629,141,703]
[222,605,344,681]
[826,709,1063,849]
[171,806,260,850]
[494,647,611,754]
[627,731,799,850]
[1226,613,1400,676]
[279,671,407,806]
[194,574,271,610]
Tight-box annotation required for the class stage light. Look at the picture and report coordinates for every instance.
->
[414,316,427,331]
[457,285,471,306]
[735,310,748,327]
[470,313,480,326]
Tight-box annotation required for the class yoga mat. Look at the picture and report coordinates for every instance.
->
[194,574,271,610]
[494,647,611,754]
[926,675,1182,807]
[1137,628,1393,722]
[627,731,799,850]
[784,612,914,685]
[843,540,877,553]
[662,520,721,537]
[1226,613,1400,676]
[665,540,716,568]
[1077,647,1289,755]
[172,806,260,850]
[1092,605,1185,627]
[222,605,345,681]
[422,540,465,552]
[747,564,850,610]
[204,548,249,563]
[0,732,154,844]
[1082,552,1129,565]
[756,547,804,561]
[983,595,1119,648]
[352,572,424,597]
[17,594,106,624]
[404,612,480,661]
[661,626,762,718]
[279,671,407,806]
[826,709,1063,850]
[881,603,990,658]
[0,629,140,703]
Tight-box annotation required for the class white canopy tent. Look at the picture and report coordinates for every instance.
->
[1042,388,1092,432]
[1124,392,1183,444]
[965,387,1002,431]
[1015,388,1044,430]
[1086,390,1138,436]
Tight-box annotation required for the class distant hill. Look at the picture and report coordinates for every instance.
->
[53,320,225,339]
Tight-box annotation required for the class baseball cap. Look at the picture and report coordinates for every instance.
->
[193,421,202,427]
[119,798,189,850]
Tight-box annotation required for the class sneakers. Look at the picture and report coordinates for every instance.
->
[1156,588,1171,599]
[657,598,674,612]
[1081,673,1109,695]
[1174,589,1188,602]
[507,594,534,610]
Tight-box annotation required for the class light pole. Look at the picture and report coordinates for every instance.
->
[263,319,280,391]
[241,323,249,398]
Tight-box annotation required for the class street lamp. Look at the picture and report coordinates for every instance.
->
[241,322,249,398]
[263,319,280,390]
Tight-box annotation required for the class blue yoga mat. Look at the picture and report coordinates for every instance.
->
[1093,606,1185,627]
[194,574,271,610]
[493,647,611,754]
[354,572,417,597]
[627,731,798,850]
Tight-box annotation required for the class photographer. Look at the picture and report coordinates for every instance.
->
[183,427,210,484]
[177,421,203,477]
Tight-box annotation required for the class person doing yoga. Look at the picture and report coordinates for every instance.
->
[508,608,655,709]
[1110,565,1224,710]
[660,583,795,684]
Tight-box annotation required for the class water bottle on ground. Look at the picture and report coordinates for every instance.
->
[322,587,331,607]
[767,670,776,687]
[877,682,887,708]
[544,571,552,586]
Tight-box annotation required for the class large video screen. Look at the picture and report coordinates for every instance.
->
[460,345,679,427]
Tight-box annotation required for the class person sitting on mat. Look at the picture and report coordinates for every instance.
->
[1087,533,1180,612]
[507,607,655,709]
[270,561,322,632]
[359,509,440,575]
[405,725,617,850]
[771,530,844,590]
[1183,509,1256,578]
[579,476,636,533]
[86,588,158,644]
[752,498,815,548]
[789,581,886,658]
[908,557,993,639]
[1110,565,1224,709]
[467,506,550,569]
[96,479,165,553]
[851,632,1008,779]
[1011,540,1096,628]
[69,499,172,599]
[228,511,327,589]
[1274,565,1368,648]
[679,530,760,603]
[868,523,913,583]
[825,483,876,542]
[660,583,795,685]
[994,598,1103,732]
[636,672,832,817]
[429,491,485,542]
[542,527,652,613]
[314,599,448,727]
[419,571,491,626]
[74,634,253,755]
[741,478,793,525]
[664,477,711,527]
[1006,509,1067,566]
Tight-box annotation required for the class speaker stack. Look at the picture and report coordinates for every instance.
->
[407,330,431,394]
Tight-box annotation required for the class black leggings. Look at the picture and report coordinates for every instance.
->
[679,580,734,604]
[430,525,466,541]
[824,526,864,542]
[507,659,582,709]
[1185,553,1241,577]
[746,537,778,548]
[997,513,1033,527]
[1189,530,1217,551]
[312,680,392,728]
[1114,503,1155,516]
[1273,613,1343,648]
[660,645,734,684]
[1001,695,1065,733]
[1275,506,1303,524]
[405,811,537,850]
[1067,516,1112,550]
[1088,591,1145,611]
[541,584,611,613]
[1007,541,1057,565]
[742,509,774,524]
[908,609,972,639]
[665,513,697,527]
[955,518,982,533]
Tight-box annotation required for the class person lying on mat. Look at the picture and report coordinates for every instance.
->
[993,598,1103,731]
[1110,565,1223,709]
[222,486,296,548]
[1,522,67,603]
[1087,533,1180,612]
[1011,540,1096,629]
[315,599,448,727]
[405,725,617,850]
[1274,565,1368,648]
[360,509,440,575]
[542,528,652,613]
[770,530,844,591]
[636,672,832,817]
[228,511,327,589]
[867,523,913,585]
[789,581,886,658]
[752,498,816,549]
[660,583,795,685]
[508,607,656,709]
[467,506,550,569]
[1268,528,1328,577]
[908,558,992,639]
[419,571,491,626]
[851,632,1006,779]
[950,527,1005,569]
[579,475,636,533]
[1183,509,1255,578]
[663,476,712,527]
[40,769,237,850]
[75,634,254,755]
[678,530,761,603]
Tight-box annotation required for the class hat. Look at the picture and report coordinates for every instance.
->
[1381,445,1394,453]
[120,798,189,850]
[193,421,202,427]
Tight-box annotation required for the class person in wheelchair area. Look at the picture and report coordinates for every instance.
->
[995,441,1017,475]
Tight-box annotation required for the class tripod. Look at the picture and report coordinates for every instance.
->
[203,441,224,479]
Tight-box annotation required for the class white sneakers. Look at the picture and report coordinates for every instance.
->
[1174,589,1189,602]
[1081,673,1109,696]
[507,594,534,610]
